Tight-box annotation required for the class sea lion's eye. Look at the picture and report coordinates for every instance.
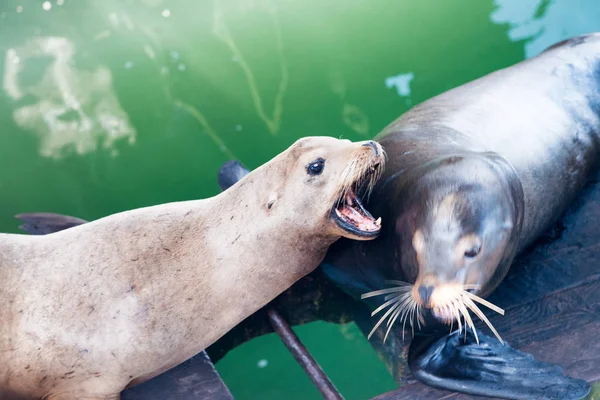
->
[464,246,480,258]
[307,159,325,175]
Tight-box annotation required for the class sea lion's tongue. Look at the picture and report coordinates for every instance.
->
[338,190,380,231]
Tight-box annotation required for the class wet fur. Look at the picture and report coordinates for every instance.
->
[322,33,600,399]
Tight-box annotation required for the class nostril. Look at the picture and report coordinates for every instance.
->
[418,285,434,306]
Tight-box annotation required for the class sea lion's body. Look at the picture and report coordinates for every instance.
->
[329,32,600,304]
[321,34,600,399]
[1,202,325,397]
[0,137,384,399]
[6,34,600,400]
[380,35,600,255]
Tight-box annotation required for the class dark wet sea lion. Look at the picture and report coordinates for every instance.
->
[0,137,384,400]
[319,33,600,399]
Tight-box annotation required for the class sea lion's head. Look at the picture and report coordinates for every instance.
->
[362,153,523,342]
[266,136,386,241]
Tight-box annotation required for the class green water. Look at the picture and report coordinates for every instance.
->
[2,0,600,399]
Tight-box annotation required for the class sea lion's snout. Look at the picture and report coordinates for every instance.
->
[362,141,380,156]
[327,139,385,240]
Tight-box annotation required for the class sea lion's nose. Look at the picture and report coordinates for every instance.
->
[418,285,434,306]
[362,141,379,156]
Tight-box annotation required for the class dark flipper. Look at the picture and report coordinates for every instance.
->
[408,329,590,400]
[217,160,250,191]
[15,212,87,234]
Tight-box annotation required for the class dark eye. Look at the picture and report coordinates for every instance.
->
[464,246,480,258]
[307,159,325,175]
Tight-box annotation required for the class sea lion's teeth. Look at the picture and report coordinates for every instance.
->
[375,217,382,226]
[346,192,354,206]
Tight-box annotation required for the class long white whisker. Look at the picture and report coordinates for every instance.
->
[383,280,412,286]
[458,302,479,344]
[450,300,462,334]
[462,295,504,344]
[367,299,403,340]
[416,304,423,330]
[387,293,412,327]
[371,295,403,317]
[463,291,505,315]
[383,296,410,343]
[401,300,413,341]
[361,286,410,299]
[384,289,411,301]
[409,302,417,337]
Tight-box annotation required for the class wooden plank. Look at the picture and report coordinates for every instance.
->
[371,277,600,399]
[486,179,600,309]
[121,351,234,400]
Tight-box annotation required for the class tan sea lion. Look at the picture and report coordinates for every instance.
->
[0,136,384,400]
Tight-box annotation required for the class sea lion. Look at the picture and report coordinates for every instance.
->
[319,33,600,399]
[0,136,385,400]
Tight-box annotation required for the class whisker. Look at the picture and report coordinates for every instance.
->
[462,295,504,344]
[384,293,399,301]
[386,293,412,327]
[371,295,403,317]
[383,296,411,343]
[367,299,403,340]
[401,300,413,341]
[458,302,479,344]
[383,280,412,286]
[450,300,463,334]
[409,302,417,337]
[463,291,505,315]
[416,304,423,329]
[361,286,410,299]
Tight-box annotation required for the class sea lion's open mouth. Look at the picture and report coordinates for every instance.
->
[331,162,382,237]
[332,188,381,236]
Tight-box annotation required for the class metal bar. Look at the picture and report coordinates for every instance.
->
[266,307,344,400]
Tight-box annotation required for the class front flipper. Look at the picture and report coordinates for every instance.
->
[15,212,87,234]
[409,329,590,400]
[217,160,250,191]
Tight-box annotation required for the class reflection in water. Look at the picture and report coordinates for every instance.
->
[329,68,370,136]
[173,100,238,160]
[2,37,136,159]
[385,73,414,97]
[213,0,288,136]
[343,104,369,136]
[491,0,600,57]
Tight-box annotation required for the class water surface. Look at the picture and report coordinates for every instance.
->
[1,0,600,398]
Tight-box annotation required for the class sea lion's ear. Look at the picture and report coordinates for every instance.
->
[266,193,278,211]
